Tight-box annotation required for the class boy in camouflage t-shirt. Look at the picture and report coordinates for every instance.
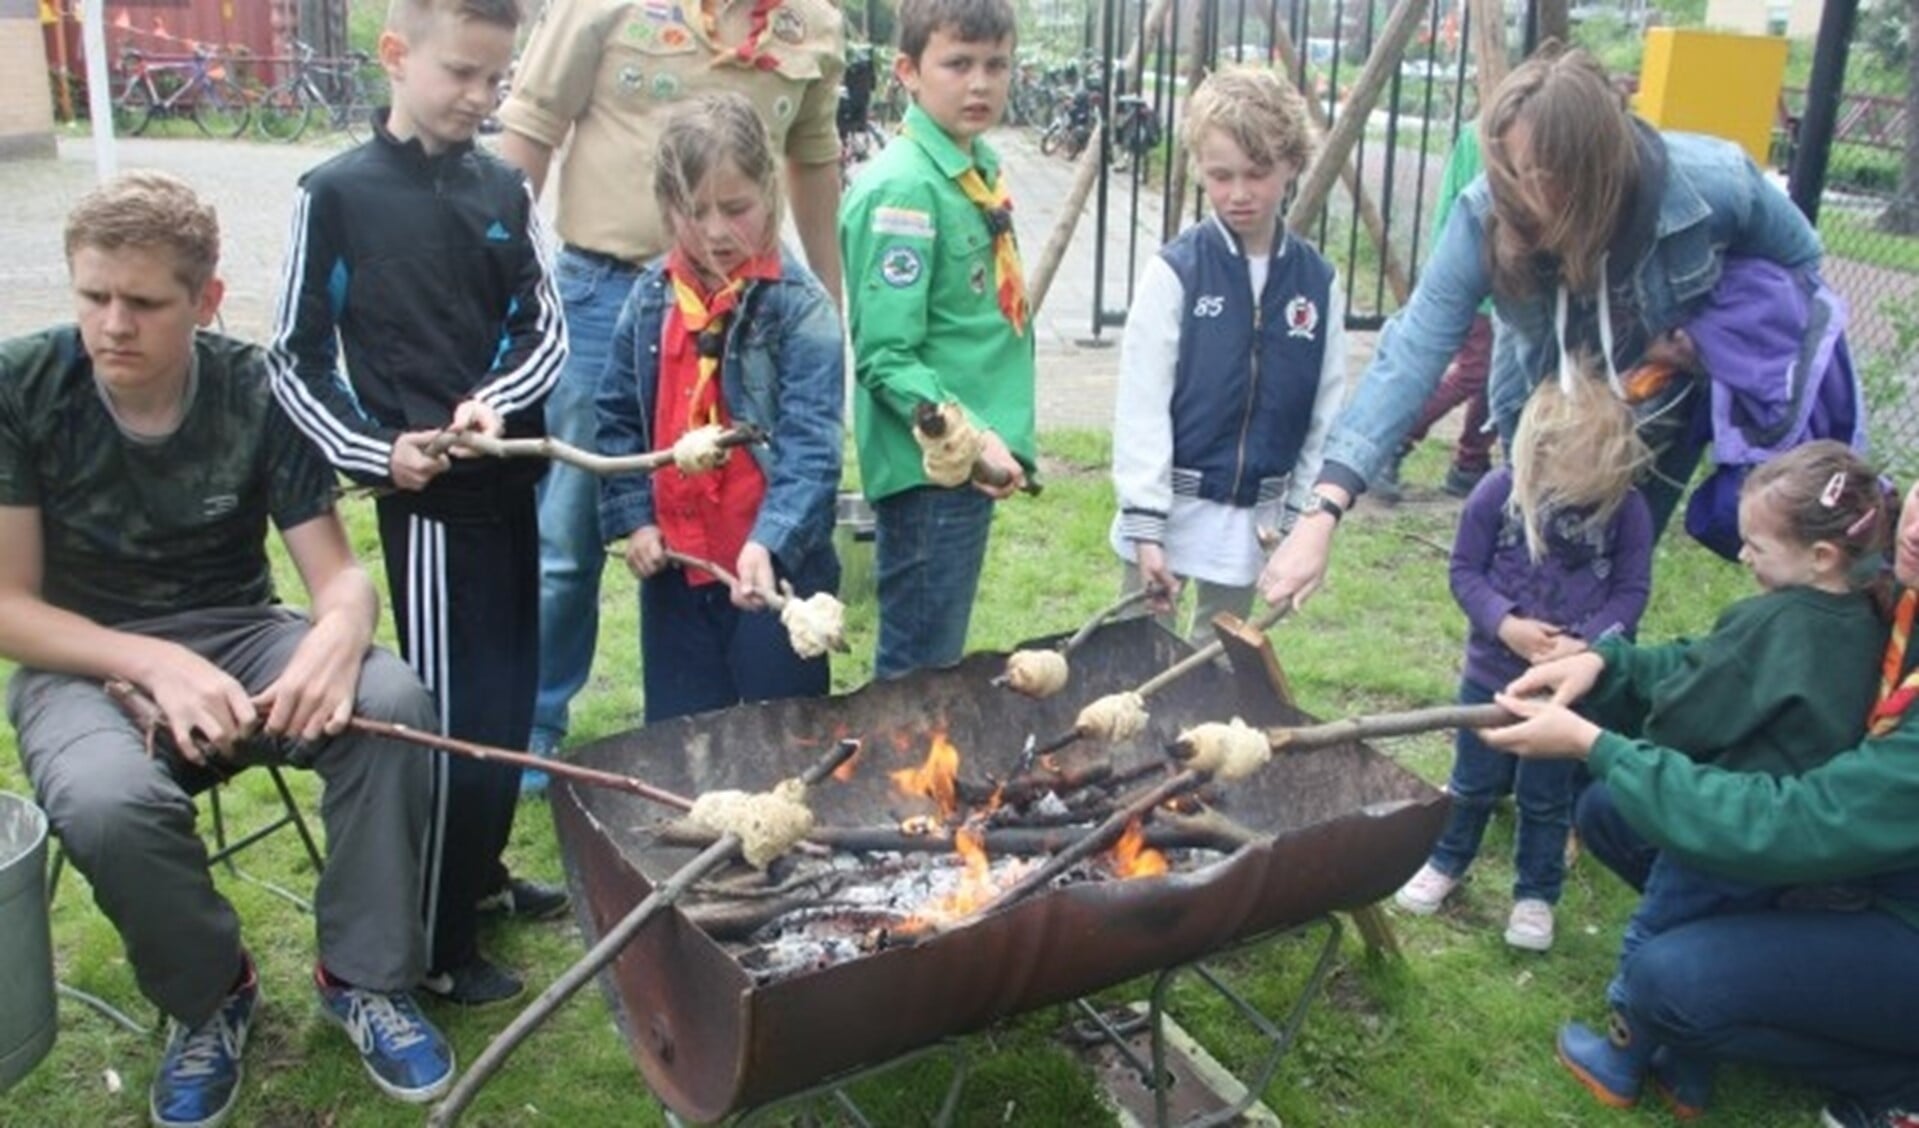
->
[0,172,456,1125]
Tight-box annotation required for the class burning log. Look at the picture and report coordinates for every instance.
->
[929,769,1212,932]
[653,816,1253,859]
[912,401,1043,497]
[428,739,860,1127]
[663,550,849,659]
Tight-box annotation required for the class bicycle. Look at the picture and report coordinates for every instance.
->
[253,41,377,143]
[112,46,250,139]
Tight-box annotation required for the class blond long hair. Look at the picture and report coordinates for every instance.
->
[652,93,782,275]
[1480,45,1638,301]
[1508,361,1651,561]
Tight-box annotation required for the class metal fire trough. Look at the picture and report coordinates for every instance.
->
[552,617,1448,1123]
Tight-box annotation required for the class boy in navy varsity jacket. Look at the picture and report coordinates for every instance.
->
[1110,66,1347,640]
[268,0,567,1007]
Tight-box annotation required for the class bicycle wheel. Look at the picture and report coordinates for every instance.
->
[342,68,384,142]
[111,77,154,136]
[254,81,312,142]
[191,76,251,139]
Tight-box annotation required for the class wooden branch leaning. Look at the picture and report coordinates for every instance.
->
[427,739,861,1127]
[1288,0,1435,235]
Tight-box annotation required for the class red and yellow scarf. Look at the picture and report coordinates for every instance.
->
[1869,588,1919,736]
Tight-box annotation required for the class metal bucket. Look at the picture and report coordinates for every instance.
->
[0,791,55,1093]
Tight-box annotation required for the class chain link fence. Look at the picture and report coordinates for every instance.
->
[1776,7,1919,483]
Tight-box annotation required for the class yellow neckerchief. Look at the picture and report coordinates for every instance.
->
[1869,588,1919,737]
[904,123,1028,336]
[667,260,748,427]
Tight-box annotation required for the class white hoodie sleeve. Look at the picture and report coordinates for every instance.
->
[1111,256,1185,545]
[1284,277,1349,519]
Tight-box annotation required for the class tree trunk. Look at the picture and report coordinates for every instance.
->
[1878,0,1919,234]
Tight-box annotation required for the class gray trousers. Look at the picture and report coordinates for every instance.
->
[1120,566,1256,649]
[10,606,437,1027]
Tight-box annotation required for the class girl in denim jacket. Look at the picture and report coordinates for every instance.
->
[596,93,845,723]
[1260,46,1826,610]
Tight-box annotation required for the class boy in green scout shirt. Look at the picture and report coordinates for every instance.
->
[839,0,1036,680]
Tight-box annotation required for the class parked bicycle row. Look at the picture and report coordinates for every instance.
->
[106,40,386,144]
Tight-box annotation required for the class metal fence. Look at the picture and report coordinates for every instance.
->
[1056,0,1918,477]
[1779,8,1919,482]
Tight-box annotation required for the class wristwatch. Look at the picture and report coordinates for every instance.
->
[1298,492,1346,524]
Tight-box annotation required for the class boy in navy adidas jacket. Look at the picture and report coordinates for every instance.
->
[1109,65,1347,640]
[268,0,567,1007]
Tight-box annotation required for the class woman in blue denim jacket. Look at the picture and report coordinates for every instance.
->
[1260,46,1823,608]
[596,95,844,723]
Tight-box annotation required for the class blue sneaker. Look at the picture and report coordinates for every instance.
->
[150,960,257,1128]
[315,967,455,1103]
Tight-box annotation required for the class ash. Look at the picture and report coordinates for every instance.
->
[737,850,1051,983]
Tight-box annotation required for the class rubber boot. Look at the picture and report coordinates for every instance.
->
[1648,1045,1714,1121]
[1555,1010,1654,1109]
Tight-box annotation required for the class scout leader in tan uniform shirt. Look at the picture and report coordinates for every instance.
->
[496,0,846,768]
[497,0,845,288]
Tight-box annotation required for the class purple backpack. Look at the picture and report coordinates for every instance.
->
[1680,256,1866,561]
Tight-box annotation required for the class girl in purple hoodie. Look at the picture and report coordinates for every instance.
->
[1395,369,1654,951]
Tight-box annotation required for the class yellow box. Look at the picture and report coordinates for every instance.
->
[1633,27,1789,164]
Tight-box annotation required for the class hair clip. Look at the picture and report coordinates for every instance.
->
[1847,506,1879,540]
[1820,471,1847,508]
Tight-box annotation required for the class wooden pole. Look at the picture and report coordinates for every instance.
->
[1270,22,1410,305]
[1025,0,1175,313]
[1287,0,1434,235]
[1468,0,1511,101]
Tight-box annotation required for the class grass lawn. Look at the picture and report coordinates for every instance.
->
[1,431,1827,1126]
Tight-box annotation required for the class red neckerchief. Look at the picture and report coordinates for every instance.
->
[652,249,779,586]
[1869,589,1919,736]
[706,0,786,71]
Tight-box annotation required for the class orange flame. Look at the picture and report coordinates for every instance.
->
[832,745,861,783]
[933,824,998,917]
[1110,819,1169,879]
[890,729,961,818]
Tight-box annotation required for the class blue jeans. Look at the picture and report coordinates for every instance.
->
[1427,677,1576,902]
[532,248,638,750]
[1580,783,1919,1109]
[1609,854,1775,1011]
[873,486,993,680]
[639,556,837,724]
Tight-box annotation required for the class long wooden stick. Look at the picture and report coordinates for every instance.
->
[348,717,696,812]
[343,425,770,500]
[428,740,860,1127]
[449,425,765,475]
[1028,603,1295,760]
[1262,702,1514,751]
[661,549,787,610]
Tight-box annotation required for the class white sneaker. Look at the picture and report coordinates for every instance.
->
[1505,898,1555,951]
[1394,863,1458,916]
